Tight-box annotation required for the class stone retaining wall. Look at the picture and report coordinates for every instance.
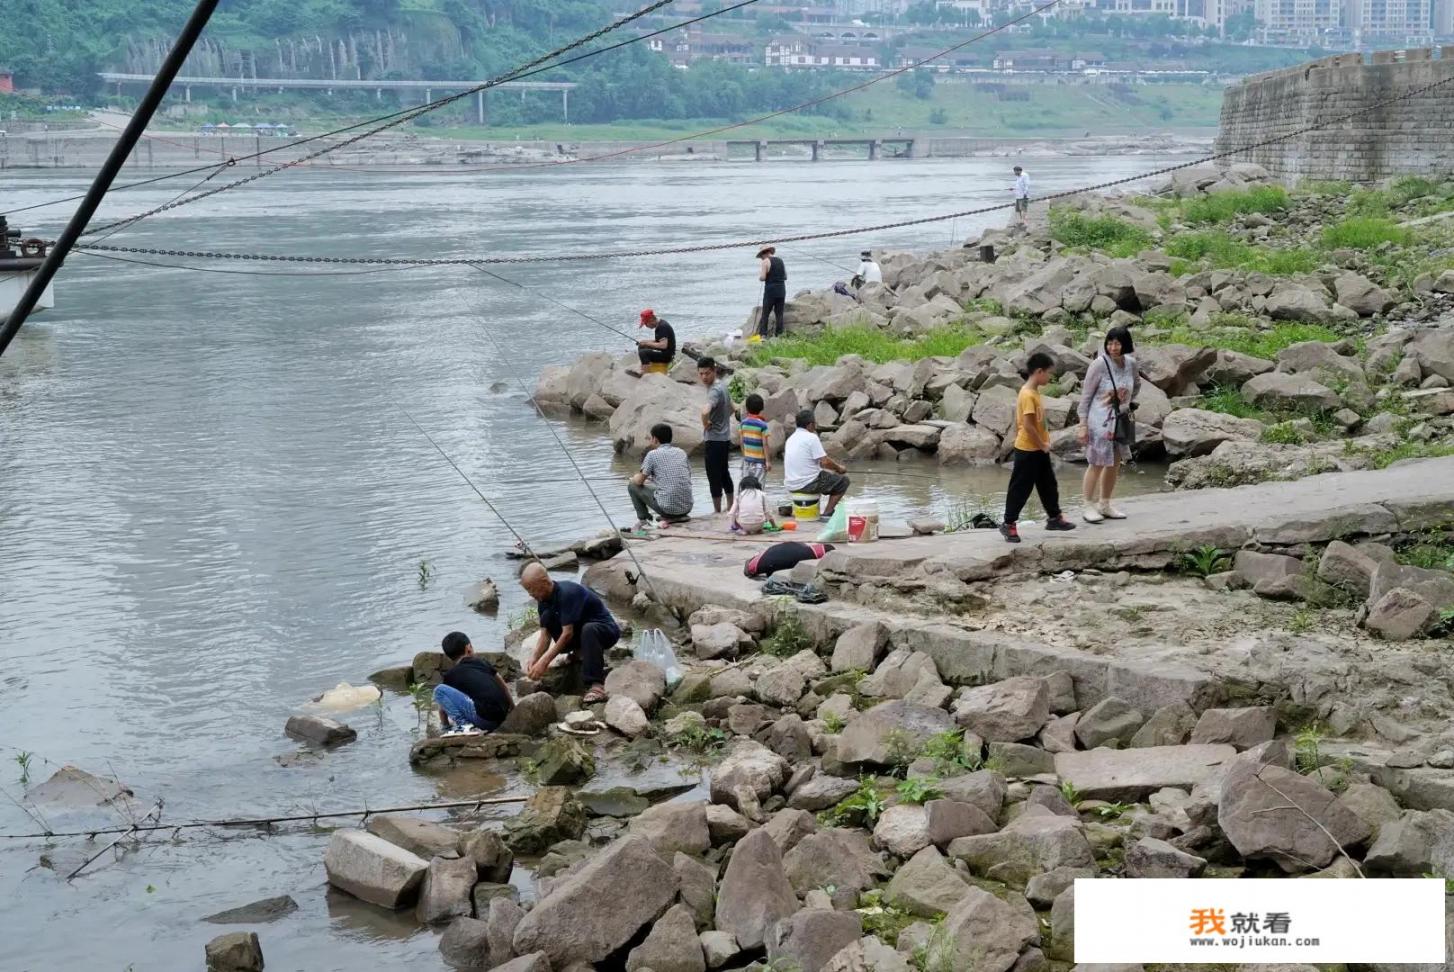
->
[1215,47,1454,183]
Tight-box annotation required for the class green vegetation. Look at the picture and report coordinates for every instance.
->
[895,776,943,804]
[919,730,983,775]
[824,778,889,828]
[416,558,435,590]
[14,751,33,785]
[1094,801,1133,819]
[1352,440,1454,470]
[1181,544,1232,578]
[1180,186,1290,226]
[856,889,918,946]
[746,324,982,367]
[1058,780,1082,808]
[1048,210,1153,258]
[1155,321,1342,361]
[666,722,729,754]
[821,710,846,734]
[1195,385,1263,419]
[761,607,814,657]
[1164,230,1321,276]
[1260,421,1309,445]
[1395,532,1454,572]
[1321,217,1412,250]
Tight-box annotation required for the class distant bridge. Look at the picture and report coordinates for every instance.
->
[727,137,916,161]
[98,73,578,124]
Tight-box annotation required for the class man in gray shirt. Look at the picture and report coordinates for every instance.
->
[698,356,734,514]
[629,423,694,532]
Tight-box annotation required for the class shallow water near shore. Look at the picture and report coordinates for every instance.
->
[0,154,1180,970]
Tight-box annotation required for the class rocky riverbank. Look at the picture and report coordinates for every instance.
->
[536,163,1454,494]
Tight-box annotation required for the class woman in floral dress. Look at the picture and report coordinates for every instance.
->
[1077,326,1139,523]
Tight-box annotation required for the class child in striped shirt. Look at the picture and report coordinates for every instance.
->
[739,393,771,482]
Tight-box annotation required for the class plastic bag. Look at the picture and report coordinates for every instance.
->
[632,628,683,689]
[815,504,849,543]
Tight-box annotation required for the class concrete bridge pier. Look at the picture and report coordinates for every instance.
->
[755,140,765,162]
[811,140,823,161]
[869,139,880,160]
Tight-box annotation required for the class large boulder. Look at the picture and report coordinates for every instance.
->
[1317,540,1380,599]
[714,828,800,951]
[1263,283,1330,323]
[1363,809,1454,876]
[1276,341,1365,383]
[832,622,889,672]
[609,374,711,456]
[626,903,706,972]
[938,423,1002,465]
[512,836,676,966]
[439,916,493,969]
[1161,408,1264,458]
[628,800,711,858]
[1365,588,1437,640]
[823,937,913,972]
[874,804,933,858]
[1217,762,1371,873]
[783,827,890,896]
[565,352,617,410]
[366,815,461,859]
[934,886,1040,972]
[1334,272,1395,317]
[1409,329,1454,383]
[1137,345,1218,397]
[948,806,1094,885]
[324,830,429,909]
[837,700,955,767]
[1054,745,1236,801]
[767,910,864,972]
[1241,372,1340,412]
[1368,561,1454,613]
[604,660,667,712]
[1205,350,1275,387]
[885,845,971,917]
[1189,707,1276,750]
[953,677,1050,742]
[710,740,790,820]
[416,855,478,925]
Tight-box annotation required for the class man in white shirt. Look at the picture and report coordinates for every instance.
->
[784,408,851,518]
[853,250,883,291]
[1011,165,1031,228]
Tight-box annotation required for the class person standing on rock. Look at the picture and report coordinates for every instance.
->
[629,423,694,531]
[520,562,619,704]
[1011,165,1031,228]
[635,309,676,374]
[756,246,787,339]
[785,408,851,519]
[1078,326,1139,523]
[434,631,515,736]
[699,356,735,514]
[1001,351,1077,543]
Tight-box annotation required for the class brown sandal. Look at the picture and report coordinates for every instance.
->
[581,687,608,704]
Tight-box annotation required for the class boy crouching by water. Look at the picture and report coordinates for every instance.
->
[434,631,515,736]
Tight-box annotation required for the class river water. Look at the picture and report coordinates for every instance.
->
[0,153,1182,971]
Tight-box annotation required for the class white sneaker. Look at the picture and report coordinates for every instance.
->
[1082,506,1104,524]
[443,723,482,737]
[1100,502,1127,520]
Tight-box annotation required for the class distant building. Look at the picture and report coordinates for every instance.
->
[992,48,1063,69]
[1254,0,1341,42]
[765,36,882,67]
[1437,0,1454,34]
[1344,0,1432,42]
[647,28,758,67]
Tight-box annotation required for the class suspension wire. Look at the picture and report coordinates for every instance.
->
[73,249,424,277]
[389,398,538,559]
[74,67,1454,269]
[2,0,761,223]
[0,794,529,841]
[84,157,237,245]
[467,263,664,604]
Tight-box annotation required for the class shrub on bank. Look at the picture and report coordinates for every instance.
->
[1180,185,1290,226]
[1164,229,1320,276]
[744,323,983,367]
[1047,209,1153,258]
[1321,216,1412,250]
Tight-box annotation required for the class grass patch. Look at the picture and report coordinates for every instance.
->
[1163,230,1320,276]
[1048,208,1153,258]
[1180,185,1290,226]
[1154,321,1341,361]
[1196,385,1262,418]
[1321,216,1412,250]
[1395,532,1454,571]
[1356,441,1454,470]
[746,324,983,367]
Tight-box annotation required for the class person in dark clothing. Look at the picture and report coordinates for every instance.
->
[756,246,787,338]
[434,631,515,735]
[698,355,734,513]
[636,308,676,369]
[520,562,620,703]
[744,541,835,578]
[1001,351,1077,543]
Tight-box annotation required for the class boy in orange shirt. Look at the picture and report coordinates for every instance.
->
[1001,351,1077,543]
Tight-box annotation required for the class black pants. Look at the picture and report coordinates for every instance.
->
[576,621,618,685]
[1004,448,1062,524]
[637,347,673,365]
[704,440,734,501]
[759,285,785,337]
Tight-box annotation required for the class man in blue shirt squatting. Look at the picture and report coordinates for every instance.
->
[519,561,621,704]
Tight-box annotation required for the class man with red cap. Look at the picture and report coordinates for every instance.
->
[636,308,676,374]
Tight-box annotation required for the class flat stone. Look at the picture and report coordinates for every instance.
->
[925,798,997,847]
[1123,836,1206,878]
[1054,745,1237,801]
[365,814,461,859]
[838,700,955,767]
[1074,697,1143,749]
[948,807,1094,887]
[284,714,356,747]
[579,786,650,818]
[324,830,429,909]
[783,827,889,896]
[1129,702,1197,748]
[788,774,861,812]
[202,895,298,924]
[627,799,710,858]
[1190,707,1277,750]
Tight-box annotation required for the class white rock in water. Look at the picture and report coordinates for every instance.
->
[470,578,501,614]
[311,682,382,712]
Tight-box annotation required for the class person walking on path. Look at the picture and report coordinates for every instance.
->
[699,356,734,513]
[1001,351,1077,543]
[520,562,620,704]
[1078,326,1139,523]
[629,423,693,532]
[1011,165,1031,228]
[635,308,675,373]
[756,246,787,339]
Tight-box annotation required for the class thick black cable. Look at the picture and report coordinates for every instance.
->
[78,68,1454,267]
[74,249,421,276]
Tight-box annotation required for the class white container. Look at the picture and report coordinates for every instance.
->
[846,499,880,543]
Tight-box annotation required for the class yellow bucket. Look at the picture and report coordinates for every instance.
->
[642,361,670,376]
[791,492,820,522]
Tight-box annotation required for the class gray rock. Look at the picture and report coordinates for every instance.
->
[284,714,356,747]
[1333,271,1394,316]
[1025,866,1093,908]
[1263,284,1330,323]
[1233,550,1303,595]
[1025,785,1078,818]
[205,932,264,972]
[769,909,864,972]
[1129,702,1197,748]
[763,807,819,853]
[1161,408,1264,458]
[1039,712,1080,753]
[789,774,860,811]
[499,692,558,736]
[710,740,790,820]
[838,700,955,767]
[1333,782,1403,839]
[439,916,492,969]
[458,828,513,884]
[692,622,749,661]
[1369,560,1454,611]
[491,954,551,972]
[1074,697,1144,749]
[1241,372,1340,411]
[705,803,753,844]
[1123,836,1206,878]
[784,827,888,896]
[926,798,997,846]
[503,787,586,855]
[860,649,943,701]
[936,886,1041,972]
[1048,885,1076,961]
[824,936,913,972]
[700,929,739,969]
[1217,762,1371,873]
[715,828,800,950]
[766,714,814,760]
[628,800,710,859]
[1363,809,1454,876]
[364,814,461,860]
[202,895,298,925]
[674,852,718,929]
[1317,540,1379,599]
[832,622,889,672]
[324,829,429,909]
[605,695,650,738]
[885,844,971,917]
[937,770,1007,820]
[953,676,1050,742]
[486,897,524,967]
[578,787,649,819]
[1366,588,1437,640]
[605,660,667,713]
[874,803,933,858]
[626,903,705,972]
[1190,707,1276,750]
[989,741,1056,777]
[948,807,1094,886]
[417,855,479,925]
[512,836,676,966]
[757,664,808,707]
[1276,339,1366,381]
[1054,745,1237,801]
